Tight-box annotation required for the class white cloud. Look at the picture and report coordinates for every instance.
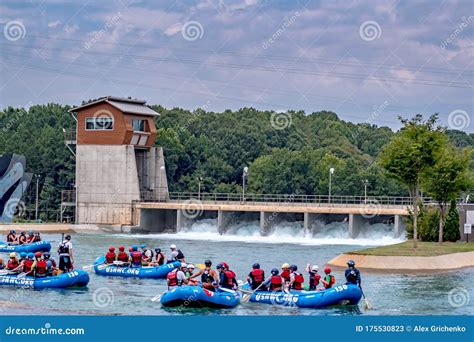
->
[48,20,61,28]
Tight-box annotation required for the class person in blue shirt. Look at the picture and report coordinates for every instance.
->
[344,259,361,286]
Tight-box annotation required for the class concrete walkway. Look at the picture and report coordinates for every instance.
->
[328,251,474,273]
[0,224,100,233]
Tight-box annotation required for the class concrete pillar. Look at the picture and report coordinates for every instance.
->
[176,209,192,232]
[260,211,274,236]
[218,210,233,235]
[394,214,407,238]
[304,213,318,237]
[348,214,363,238]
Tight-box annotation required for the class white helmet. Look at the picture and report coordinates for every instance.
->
[311,265,319,272]
[187,264,195,269]
[180,263,187,268]
[170,244,177,249]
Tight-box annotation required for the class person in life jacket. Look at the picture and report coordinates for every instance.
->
[289,264,304,290]
[247,263,267,290]
[6,230,17,244]
[322,267,336,289]
[280,263,291,291]
[33,232,41,242]
[7,253,20,273]
[344,259,361,287]
[263,268,283,292]
[167,263,188,290]
[306,264,321,291]
[105,246,116,264]
[26,231,35,243]
[18,231,27,245]
[169,244,185,262]
[185,264,199,285]
[22,253,36,274]
[140,244,153,265]
[34,252,47,278]
[58,235,73,272]
[217,262,238,290]
[130,245,143,268]
[43,252,57,276]
[150,248,166,266]
[189,259,219,291]
[18,252,27,263]
[116,246,129,264]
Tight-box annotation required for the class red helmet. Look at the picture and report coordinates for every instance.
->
[221,262,229,269]
[118,246,125,251]
[129,247,132,252]
[34,252,42,258]
[324,267,331,274]
[109,246,115,252]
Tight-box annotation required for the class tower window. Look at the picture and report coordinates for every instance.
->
[132,119,146,132]
[85,117,114,130]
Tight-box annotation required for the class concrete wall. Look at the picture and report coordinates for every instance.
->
[137,208,177,233]
[76,144,140,224]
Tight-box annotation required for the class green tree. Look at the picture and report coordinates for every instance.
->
[422,144,472,244]
[379,114,445,248]
[444,199,461,242]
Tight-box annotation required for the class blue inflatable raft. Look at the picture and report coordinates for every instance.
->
[0,270,89,289]
[241,283,362,308]
[160,286,240,309]
[93,256,181,279]
[0,241,51,253]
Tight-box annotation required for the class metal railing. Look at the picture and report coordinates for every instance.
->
[63,129,76,144]
[139,191,429,207]
[61,190,76,205]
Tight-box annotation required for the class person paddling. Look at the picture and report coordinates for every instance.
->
[345,259,361,287]
[58,234,74,273]
[43,252,57,276]
[167,263,188,290]
[6,253,20,273]
[22,253,36,275]
[306,264,321,291]
[217,262,238,290]
[247,263,266,290]
[169,244,185,262]
[18,231,27,245]
[26,231,35,243]
[322,267,336,289]
[116,246,129,264]
[263,268,283,292]
[34,252,47,278]
[33,232,41,242]
[185,264,199,285]
[130,245,142,268]
[189,259,219,291]
[6,230,17,244]
[281,263,291,291]
[105,247,116,264]
[140,244,153,265]
[289,264,304,290]
[151,248,166,266]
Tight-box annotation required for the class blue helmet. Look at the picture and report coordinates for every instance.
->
[27,253,34,259]
[43,252,50,258]
[132,245,138,251]
[216,263,224,269]
[29,230,34,235]
[140,243,146,249]
[252,263,260,269]
[290,264,298,271]
[20,252,27,258]
[10,230,15,234]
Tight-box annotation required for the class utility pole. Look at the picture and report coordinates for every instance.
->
[364,179,369,203]
[35,174,40,221]
[197,177,203,200]
[328,168,334,203]
[242,167,249,202]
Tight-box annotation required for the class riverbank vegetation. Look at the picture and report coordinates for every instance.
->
[0,104,473,222]
[348,240,474,257]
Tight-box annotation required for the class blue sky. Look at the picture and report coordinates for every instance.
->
[0,0,472,131]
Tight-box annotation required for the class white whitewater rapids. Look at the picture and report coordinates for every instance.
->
[123,219,405,246]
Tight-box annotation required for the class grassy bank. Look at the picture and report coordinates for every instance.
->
[348,241,474,257]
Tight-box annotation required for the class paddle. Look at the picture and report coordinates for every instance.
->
[240,275,272,303]
[151,294,161,302]
[16,270,33,279]
[360,287,372,310]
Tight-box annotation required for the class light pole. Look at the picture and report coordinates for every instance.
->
[242,167,249,202]
[363,179,369,203]
[35,174,40,221]
[197,177,203,200]
[328,168,334,204]
[159,166,165,201]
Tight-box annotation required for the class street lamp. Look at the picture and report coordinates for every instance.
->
[197,177,203,200]
[242,167,249,202]
[158,166,165,201]
[363,179,369,203]
[328,168,335,204]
